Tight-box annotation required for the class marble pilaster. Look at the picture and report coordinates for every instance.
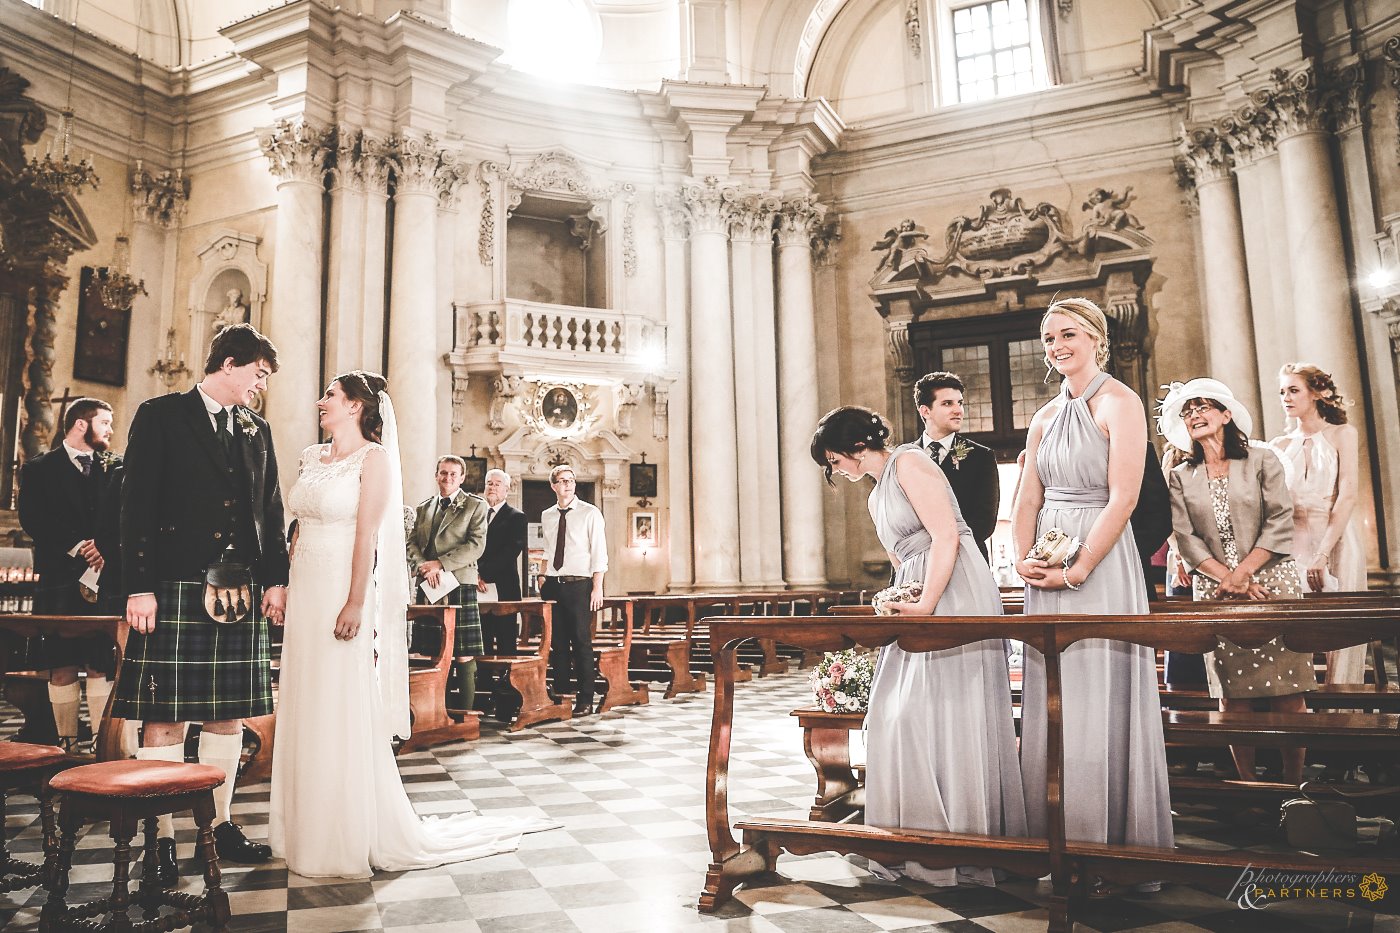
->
[325,128,368,378]
[656,194,694,590]
[775,194,828,587]
[727,201,764,586]
[259,118,332,467]
[127,163,187,405]
[748,195,786,588]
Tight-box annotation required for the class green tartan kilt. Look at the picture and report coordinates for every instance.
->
[421,583,483,657]
[111,580,272,722]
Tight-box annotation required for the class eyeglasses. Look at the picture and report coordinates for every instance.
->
[1181,402,1221,418]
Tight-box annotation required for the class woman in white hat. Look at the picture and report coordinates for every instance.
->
[1160,378,1313,783]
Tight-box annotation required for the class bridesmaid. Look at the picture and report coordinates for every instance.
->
[1270,363,1368,683]
[1013,298,1173,865]
[811,406,1025,886]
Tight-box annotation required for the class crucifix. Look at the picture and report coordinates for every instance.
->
[50,387,85,436]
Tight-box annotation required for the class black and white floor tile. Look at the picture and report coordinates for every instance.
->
[3,671,1397,932]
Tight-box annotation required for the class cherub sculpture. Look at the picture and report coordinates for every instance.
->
[1082,187,1142,232]
[871,218,928,273]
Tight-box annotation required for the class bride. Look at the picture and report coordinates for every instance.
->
[269,371,558,878]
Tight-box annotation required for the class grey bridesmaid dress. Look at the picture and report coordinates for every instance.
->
[1020,372,1174,849]
[864,445,1027,886]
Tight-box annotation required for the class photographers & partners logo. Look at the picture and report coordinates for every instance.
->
[1226,865,1388,909]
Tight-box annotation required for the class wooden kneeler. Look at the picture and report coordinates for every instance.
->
[472,599,571,731]
[400,605,480,753]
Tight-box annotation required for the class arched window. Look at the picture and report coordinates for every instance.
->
[503,0,602,82]
[934,0,1050,104]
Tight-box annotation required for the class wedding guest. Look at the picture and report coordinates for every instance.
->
[1013,298,1173,874]
[407,456,488,711]
[1162,378,1313,783]
[539,464,607,716]
[911,372,998,560]
[17,399,121,752]
[1159,443,1207,687]
[812,406,1025,885]
[478,469,527,655]
[1271,363,1369,683]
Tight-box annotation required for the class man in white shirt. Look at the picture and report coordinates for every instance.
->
[912,371,999,561]
[539,464,607,716]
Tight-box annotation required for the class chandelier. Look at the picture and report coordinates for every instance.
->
[23,109,99,196]
[94,234,146,309]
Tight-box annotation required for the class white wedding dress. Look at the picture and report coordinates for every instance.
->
[269,422,558,879]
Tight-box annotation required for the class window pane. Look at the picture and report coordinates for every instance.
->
[1008,337,1060,428]
[970,4,989,29]
[954,7,971,30]
[949,0,1046,103]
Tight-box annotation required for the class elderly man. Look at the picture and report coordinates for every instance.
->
[477,469,527,656]
[407,456,489,711]
[539,464,607,716]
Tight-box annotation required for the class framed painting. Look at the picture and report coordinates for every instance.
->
[628,507,659,548]
[460,455,488,494]
[73,267,131,386]
[629,461,658,499]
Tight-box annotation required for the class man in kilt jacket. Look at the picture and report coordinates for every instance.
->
[112,324,290,885]
[407,455,487,712]
[17,398,121,751]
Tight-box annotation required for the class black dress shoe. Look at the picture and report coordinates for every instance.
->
[212,821,272,863]
[572,701,594,716]
[154,838,178,888]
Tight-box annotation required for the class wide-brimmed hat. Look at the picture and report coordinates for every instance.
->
[1157,378,1254,451]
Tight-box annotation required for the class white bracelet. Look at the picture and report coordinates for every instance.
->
[1062,567,1080,590]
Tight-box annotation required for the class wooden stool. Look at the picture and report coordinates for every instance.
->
[41,760,230,933]
[1,741,69,894]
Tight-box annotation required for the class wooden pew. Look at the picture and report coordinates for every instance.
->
[398,604,481,753]
[472,598,571,730]
[699,606,1400,931]
[594,598,649,712]
[0,614,129,762]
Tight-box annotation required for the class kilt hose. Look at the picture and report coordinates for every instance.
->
[111,580,272,723]
[24,579,117,678]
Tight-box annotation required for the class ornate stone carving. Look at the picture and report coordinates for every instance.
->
[130,161,189,227]
[812,213,841,267]
[445,357,469,433]
[388,133,469,207]
[1081,187,1142,235]
[1175,125,1232,188]
[615,382,644,437]
[258,118,332,186]
[477,160,501,264]
[885,319,915,383]
[655,191,692,240]
[776,194,826,247]
[905,0,921,57]
[489,373,523,433]
[621,185,638,276]
[1385,36,1400,163]
[679,176,741,237]
[1218,63,1367,157]
[871,219,928,273]
[651,383,669,440]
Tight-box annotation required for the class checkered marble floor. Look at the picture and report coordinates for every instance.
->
[4,671,1398,932]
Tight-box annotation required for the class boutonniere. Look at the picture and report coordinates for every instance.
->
[95,451,121,470]
[948,437,973,470]
[233,408,259,439]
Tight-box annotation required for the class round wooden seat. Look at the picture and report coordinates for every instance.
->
[0,741,67,772]
[49,760,224,798]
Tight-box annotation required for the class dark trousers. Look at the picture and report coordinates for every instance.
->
[547,579,594,704]
[482,613,519,656]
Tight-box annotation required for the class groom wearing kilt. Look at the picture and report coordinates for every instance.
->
[112,324,289,886]
[407,456,488,711]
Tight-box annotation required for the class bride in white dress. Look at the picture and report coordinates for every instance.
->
[269,371,558,878]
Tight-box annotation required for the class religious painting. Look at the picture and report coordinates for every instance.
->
[542,386,580,429]
[629,461,658,498]
[460,455,487,494]
[73,267,130,386]
[628,508,659,548]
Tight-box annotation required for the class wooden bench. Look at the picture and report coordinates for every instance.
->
[398,604,481,753]
[593,598,649,712]
[699,605,1400,931]
[470,598,571,730]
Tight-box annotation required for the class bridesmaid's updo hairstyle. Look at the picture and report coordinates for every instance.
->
[334,370,388,442]
[1280,362,1349,425]
[810,406,891,486]
[1041,297,1111,374]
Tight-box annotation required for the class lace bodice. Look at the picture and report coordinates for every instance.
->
[288,443,380,529]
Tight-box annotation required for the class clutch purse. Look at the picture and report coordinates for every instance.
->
[1026,527,1080,567]
[871,582,923,615]
[203,553,254,624]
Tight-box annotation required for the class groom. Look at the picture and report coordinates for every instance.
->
[112,323,289,885]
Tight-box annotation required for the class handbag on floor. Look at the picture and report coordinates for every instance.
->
[1280,782,1398,851]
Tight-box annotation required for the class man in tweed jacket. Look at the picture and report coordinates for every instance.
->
[113,324,289,883]
[407,456,488,711]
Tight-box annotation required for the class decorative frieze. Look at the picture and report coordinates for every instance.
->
[130,160,189,228]
[258,118,332,186]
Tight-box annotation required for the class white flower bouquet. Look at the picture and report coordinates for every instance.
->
[871,581,923,615]
[810,648,877,713]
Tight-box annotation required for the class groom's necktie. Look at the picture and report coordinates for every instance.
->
[213,408,234,460]
[553,509,570,570]
[75,454,92,476]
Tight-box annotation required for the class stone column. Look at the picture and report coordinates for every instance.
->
[748,196,786,587]
[727,201,764,586]
[259,119,331,468]
[681,178,742,589]
[1269,68,1365,414]
[1178,127,1262,423]
[325,128,368,378]
[775,195,828,587]
[128,163,188,405]
[360,141,391,371]
[387,133,467,504]
[656,194,694,590]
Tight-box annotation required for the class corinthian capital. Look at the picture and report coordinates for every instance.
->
[1174,125,1232,187]
[130,161,190,227]
[775,194,827,248]
[1252,63,1367,141]
[655,191,692,240]
[259,118,332,185]
[678,176,741,237]
[390,133,471,206]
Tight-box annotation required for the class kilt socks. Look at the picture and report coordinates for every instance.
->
[423,583,484,711]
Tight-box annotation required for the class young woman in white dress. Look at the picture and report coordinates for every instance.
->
[269,371,557,878]
[1270,363,1368,683]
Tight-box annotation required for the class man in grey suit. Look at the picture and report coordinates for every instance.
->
[407,456,489,711]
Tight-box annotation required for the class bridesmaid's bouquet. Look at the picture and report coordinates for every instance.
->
[871,582,924,615]
[1026,527,1080,567]
[810,649,876,713]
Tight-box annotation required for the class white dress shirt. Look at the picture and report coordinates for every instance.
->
[541,498,608,577]
[196,382,234,435]
[921,432,955,462]
[61,441,92,473]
